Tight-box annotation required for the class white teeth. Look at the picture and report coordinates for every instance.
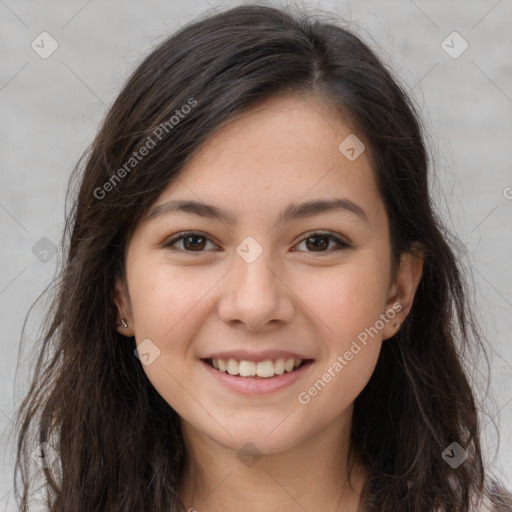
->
[284,359,295,372]
[274,358,285,375]
[227,359,239,376]
[239,360,256,377]
[210,357,305,378]
[256,360,275,378]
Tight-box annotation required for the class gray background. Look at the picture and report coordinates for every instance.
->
[0,0,511,508]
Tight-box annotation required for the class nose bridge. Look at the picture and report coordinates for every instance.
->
[217,236,293,329]
[233,238,280,303]
[236,245,276,292]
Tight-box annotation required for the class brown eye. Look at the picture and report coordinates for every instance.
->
[305,235,329,251]
[163,231,349,254]
[182,235,207,251]
[294,232,349,253]
[164,232,216,252]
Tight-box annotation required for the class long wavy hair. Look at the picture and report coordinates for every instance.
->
[11,3,511,511]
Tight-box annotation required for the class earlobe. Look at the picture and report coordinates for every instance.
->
[113,278,134,337]
[382,246,424,340]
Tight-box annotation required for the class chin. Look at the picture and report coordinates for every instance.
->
[205,420,307,456]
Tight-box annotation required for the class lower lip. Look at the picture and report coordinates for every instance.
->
[201,359,314,395]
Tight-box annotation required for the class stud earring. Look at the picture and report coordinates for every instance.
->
[120,319,128,329]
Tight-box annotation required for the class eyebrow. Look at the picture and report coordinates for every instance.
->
[145,197,369,225]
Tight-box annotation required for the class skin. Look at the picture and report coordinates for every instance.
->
[114,93,423,512]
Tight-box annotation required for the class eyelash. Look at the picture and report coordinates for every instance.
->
[163,230,350,254]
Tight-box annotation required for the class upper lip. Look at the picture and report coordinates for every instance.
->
[202,350,313,362]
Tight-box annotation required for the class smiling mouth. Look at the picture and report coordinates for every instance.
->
[202,357,313,379]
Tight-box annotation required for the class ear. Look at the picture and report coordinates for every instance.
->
[113,277,135,337]
[382,244,424,341]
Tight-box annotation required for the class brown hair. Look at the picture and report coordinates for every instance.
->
[12,3,510,511]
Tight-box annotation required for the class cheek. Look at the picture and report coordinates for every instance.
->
[128,264,203,411]
[294,253,391,346]
[298,339,382,425]
[127,261,224,407]
[296,260,388,412]
[128,261,215,347]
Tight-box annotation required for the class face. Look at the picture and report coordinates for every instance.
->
[115,93,422,456]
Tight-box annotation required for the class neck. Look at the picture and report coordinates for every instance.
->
[178,415,366,512]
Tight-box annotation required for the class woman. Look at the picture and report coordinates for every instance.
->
[13,4,512,511]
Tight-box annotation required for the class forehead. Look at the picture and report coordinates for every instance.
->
[185,93,358,170]
[145,93,385,230]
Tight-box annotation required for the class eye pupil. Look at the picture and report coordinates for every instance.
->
[184,236,206,251]
[306,236,329,251]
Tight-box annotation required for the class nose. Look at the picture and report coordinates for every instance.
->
[217,247,295,331]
